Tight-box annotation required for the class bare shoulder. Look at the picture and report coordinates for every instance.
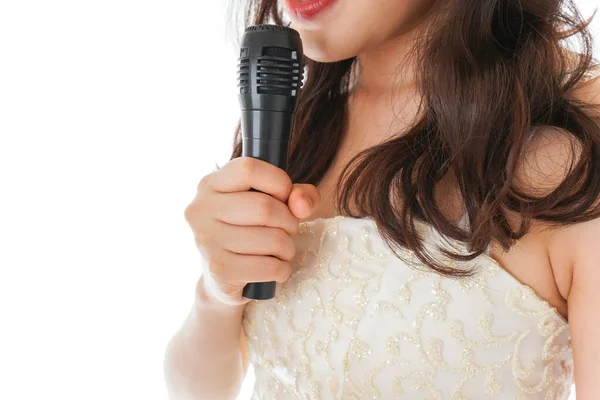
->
[510,71,600,295]
[515,63,600,193]
[544,65,600,397]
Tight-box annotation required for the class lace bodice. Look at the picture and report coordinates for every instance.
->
[241,215,573,399]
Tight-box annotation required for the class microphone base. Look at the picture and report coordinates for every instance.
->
[242,281,276,300]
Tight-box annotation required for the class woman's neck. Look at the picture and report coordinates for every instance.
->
[352,18,425,97]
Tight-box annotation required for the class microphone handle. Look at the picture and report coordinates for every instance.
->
[241,136,290,300]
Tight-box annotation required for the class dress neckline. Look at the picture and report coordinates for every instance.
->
[297,214,569,325]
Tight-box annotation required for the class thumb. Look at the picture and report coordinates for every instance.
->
[287,183,321,220]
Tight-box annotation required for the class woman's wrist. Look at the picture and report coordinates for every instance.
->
[194,274,249,316]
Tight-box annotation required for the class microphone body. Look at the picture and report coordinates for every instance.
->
[237,25,304,300]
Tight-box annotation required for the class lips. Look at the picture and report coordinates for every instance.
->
[285,0,338,20]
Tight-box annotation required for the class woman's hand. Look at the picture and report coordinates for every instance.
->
[184,156,321,307]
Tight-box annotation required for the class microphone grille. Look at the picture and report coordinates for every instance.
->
[237,25,304,98]
[244,24,299,37]
[262,46,293,59]
[237,46,303,96]
[256,47,301,96]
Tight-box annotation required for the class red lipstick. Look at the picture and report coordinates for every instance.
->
[285,0,338,20]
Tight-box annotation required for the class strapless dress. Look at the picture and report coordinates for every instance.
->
[241,215,573,399]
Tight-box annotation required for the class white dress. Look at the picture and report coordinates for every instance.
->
[241,215,573,399]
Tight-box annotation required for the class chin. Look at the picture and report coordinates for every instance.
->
[303,47,355,63]
[295,31,363,63]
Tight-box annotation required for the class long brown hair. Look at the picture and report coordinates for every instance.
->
[224,0,600,276]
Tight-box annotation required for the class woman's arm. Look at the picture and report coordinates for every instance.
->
[514,136,600,397]
[554,216,600,399]
[513,72,600,397]
[163,274,248,400]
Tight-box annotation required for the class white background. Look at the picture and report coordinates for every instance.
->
[0,1,597,399]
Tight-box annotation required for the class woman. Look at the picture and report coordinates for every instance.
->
[164,0,600,398]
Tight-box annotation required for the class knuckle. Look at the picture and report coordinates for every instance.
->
[272,229,295,260]
[287,242,297,261]
[263,258,281,278]
[255,196,273,222]
[277,262,293,283]
[184,203,198,222]
[240,157,256,182]
[284,263,293,280]
[184,197,210,222]
[281,174,293,195]
[271,228,287,247]
[199,173,212,188]
[288,219,300,235]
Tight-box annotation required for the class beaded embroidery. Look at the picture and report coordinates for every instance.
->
[241,215,573,399]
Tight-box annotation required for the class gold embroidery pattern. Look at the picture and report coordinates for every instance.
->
[241,216,573,399]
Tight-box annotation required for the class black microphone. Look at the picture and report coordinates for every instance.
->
[238,25,304,300]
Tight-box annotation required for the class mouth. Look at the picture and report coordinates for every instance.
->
[285,0,338,21]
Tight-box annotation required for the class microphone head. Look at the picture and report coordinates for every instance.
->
[237,24,304,112]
